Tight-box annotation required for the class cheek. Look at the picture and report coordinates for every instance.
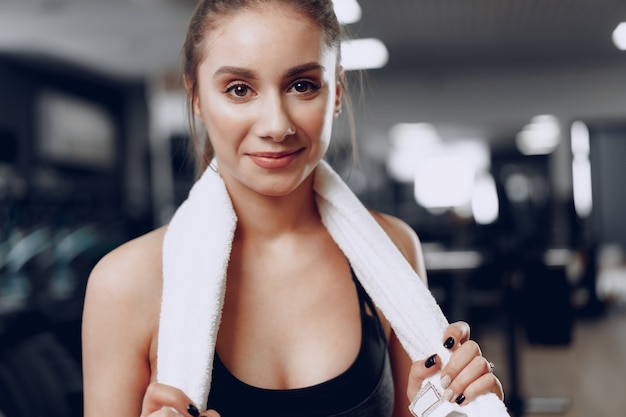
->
[201,95,251,143]
[293,98,334,142]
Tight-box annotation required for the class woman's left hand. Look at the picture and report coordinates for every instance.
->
[406,321,504,406]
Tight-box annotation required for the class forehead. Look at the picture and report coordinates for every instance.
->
[201,4,338,74]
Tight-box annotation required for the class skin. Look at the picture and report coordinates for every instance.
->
[82,4,503,417]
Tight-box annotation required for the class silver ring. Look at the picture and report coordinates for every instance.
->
[488,361,495,373]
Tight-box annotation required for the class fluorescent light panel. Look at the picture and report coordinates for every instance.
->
[571,121,593,218]
[516,114,561,155]
[332,0,362,24]
[341,38,388,70]
[389,123,440,150]
[472,173,499,225]
[613,22,626,50]
[414,155,476,208]
[386,123,441,183]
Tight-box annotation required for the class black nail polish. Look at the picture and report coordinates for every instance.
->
[187,404,200,417]
[455,394,466,405]
[425,354,437,368]
[444,336,455,349]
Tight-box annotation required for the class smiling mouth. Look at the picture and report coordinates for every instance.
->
[247,148,304,169]
[249,149,303,158]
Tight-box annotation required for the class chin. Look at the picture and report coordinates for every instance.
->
[252,169,314,197]
[253,179,305,197]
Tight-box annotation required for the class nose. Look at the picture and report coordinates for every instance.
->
[255,92,296,142]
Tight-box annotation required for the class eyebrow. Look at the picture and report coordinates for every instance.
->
[285,62,325,78]
[213,66,257,80]
[213,62,325,80]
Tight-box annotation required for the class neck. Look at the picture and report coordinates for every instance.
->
[224,172,320,239]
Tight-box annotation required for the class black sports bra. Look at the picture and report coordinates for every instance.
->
[206,268,395,416]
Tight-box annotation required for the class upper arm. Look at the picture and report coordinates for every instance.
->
[82,229,164,417]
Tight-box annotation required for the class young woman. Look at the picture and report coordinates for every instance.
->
[82,1,504,416]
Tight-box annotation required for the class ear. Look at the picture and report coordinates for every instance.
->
[184,76,205,124]
[334,66,344,118]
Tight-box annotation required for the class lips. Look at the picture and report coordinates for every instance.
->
[247,148,304,169]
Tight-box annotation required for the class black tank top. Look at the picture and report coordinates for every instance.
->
[206,268,395,416]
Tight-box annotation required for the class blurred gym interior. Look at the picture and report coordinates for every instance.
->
[2,1,626,416]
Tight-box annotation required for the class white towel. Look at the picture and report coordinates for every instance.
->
[158,160,509,417]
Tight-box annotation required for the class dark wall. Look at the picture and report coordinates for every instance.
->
[0,53,152,417]
[0,61,36,172]
[590,122,626,249]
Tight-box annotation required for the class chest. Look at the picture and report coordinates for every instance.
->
[216,238,363,390]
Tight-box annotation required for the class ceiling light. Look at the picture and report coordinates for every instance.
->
[472,173,499,225]
[414,154,475,209]
[389,123,440,150]
[570,120,590,156]
[386,123,440,182]
[572,156,593,218]
[332,0,362,24]
[612,22,626,50]
[516,114,561,155]
[571,121,592,218]
[412,140,489,209]
[340,38,388,70]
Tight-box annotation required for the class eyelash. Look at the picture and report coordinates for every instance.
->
[289,79,321,95]
[223,79,321,100]
[224,82,253,99]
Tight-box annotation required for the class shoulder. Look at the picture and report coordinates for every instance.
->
[83,226,167,335]
[369,210,427,283]
[87,225,166,297]
[82,226,168,415]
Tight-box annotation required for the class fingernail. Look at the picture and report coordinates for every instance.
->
[442,388,453,402]
[455,394,466,405]
[187,404,200,417]
[441,374,451,389]
[444,336,455,349]
[425,354,437,368]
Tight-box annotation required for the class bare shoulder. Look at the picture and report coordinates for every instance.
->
[82,226,168,416]
[369,210,427,283]
[86,225,166,303]
[83,225,168,352]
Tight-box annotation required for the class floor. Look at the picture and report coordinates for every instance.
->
[479,303,626,417]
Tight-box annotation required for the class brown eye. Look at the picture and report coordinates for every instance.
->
[294,82,309,93]
[290,80,320,94]
[232,85,249,97]
[225,83,252,98]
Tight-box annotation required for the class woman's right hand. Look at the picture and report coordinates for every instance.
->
[141,382,220,417]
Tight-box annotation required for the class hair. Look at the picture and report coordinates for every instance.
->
[181,0,357,175]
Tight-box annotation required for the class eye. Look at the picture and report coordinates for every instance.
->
[225,83,252,98]
[290,80,320,94]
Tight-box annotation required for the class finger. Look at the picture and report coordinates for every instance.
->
[142,382,199,417]
[440,340,481,390]
[201,411,221,417]
[443,355,493,403]
[406,354,442,400]
[454,372,504,405]
[146,408,186,417]
[442,321,471,351]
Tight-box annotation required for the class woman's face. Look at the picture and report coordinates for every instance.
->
[194,4,341,198]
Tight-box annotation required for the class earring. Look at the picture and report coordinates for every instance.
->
[208,159,219,173]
